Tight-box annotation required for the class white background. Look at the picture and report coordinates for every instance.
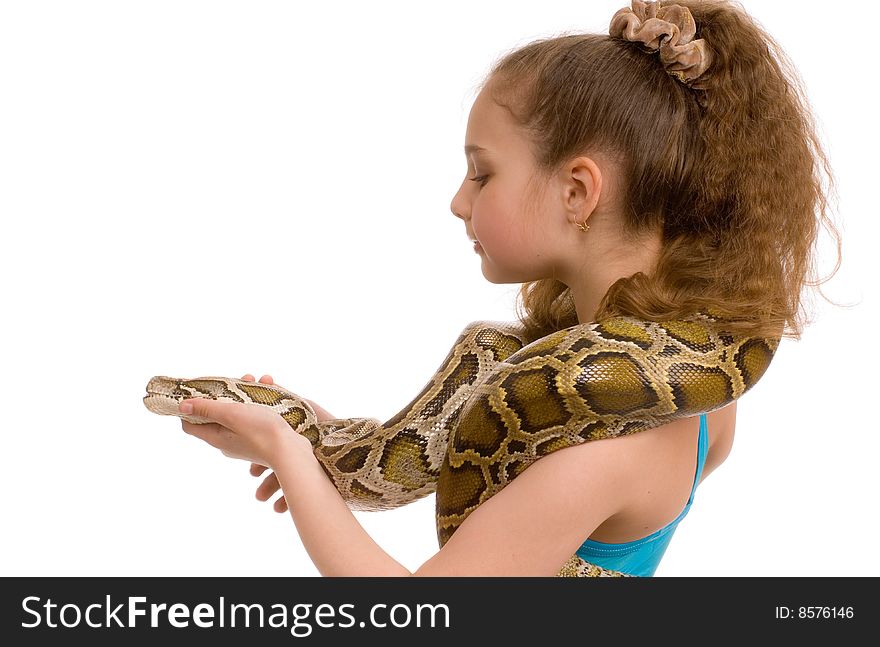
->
[1,0,875,577]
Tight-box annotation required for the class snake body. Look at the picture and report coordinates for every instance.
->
[144,312,778,576]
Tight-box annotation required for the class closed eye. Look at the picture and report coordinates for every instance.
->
[469,175,488,187]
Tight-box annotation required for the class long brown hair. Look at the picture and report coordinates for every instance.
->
[481,0,840,342]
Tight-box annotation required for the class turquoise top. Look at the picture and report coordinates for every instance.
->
[575,413,709,577]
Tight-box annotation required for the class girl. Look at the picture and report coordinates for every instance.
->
[176,0,838,576]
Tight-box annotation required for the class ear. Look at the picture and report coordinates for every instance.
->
[563,156,603,226]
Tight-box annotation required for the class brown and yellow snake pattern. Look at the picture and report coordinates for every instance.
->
[144,312,779,576]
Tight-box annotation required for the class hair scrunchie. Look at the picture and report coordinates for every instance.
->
[609,0,712,89]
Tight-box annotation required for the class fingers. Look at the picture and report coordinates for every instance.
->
[251,463,287,512]
[255,471,281,501]
[180,398,276,432]
[182,420,224,435]
[181,419,230,448]
[241,373,274,384]
[253,469,288,513]
[179,398,239,428]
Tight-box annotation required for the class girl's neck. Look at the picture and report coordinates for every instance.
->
[564,228,663,325]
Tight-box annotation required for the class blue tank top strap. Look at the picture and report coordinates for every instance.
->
[690,412,709,501]
[662,411,708,519]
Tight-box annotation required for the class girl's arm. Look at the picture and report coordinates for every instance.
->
[271,439,412,576]
[179,395,629,576]
[271,433,627,576]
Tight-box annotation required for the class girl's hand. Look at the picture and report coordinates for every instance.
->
[236,374,334,513]
[241,373,290,513]
[179,374,311,468]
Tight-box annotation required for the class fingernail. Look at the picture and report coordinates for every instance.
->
[179,401,194,414]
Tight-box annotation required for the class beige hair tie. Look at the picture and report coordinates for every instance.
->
[609,0,712,89]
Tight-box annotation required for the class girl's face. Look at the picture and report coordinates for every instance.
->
[450,86,565,285]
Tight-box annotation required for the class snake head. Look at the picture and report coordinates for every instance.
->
[143,376,192,419]
[142,376,242,422]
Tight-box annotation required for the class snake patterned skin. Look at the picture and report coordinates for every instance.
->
[144,312,779,577]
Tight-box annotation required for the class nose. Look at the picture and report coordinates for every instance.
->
[450,180,469,222]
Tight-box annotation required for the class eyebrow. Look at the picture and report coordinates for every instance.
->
[464,144,488,154]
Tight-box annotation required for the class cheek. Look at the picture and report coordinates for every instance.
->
[472,214,499,246]
[472,194,515,248]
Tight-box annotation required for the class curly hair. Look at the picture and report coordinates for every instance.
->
[480,0,840,342]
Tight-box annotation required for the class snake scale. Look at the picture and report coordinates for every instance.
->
[144,312,778,577]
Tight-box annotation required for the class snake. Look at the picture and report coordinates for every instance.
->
[143,311,779,577]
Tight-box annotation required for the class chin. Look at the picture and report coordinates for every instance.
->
[479,261,527,285]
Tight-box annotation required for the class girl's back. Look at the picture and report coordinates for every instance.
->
[586,402,736,544]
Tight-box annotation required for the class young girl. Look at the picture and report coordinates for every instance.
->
[172,0,838,576]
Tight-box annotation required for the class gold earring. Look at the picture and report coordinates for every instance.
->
[576,220,590,232]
